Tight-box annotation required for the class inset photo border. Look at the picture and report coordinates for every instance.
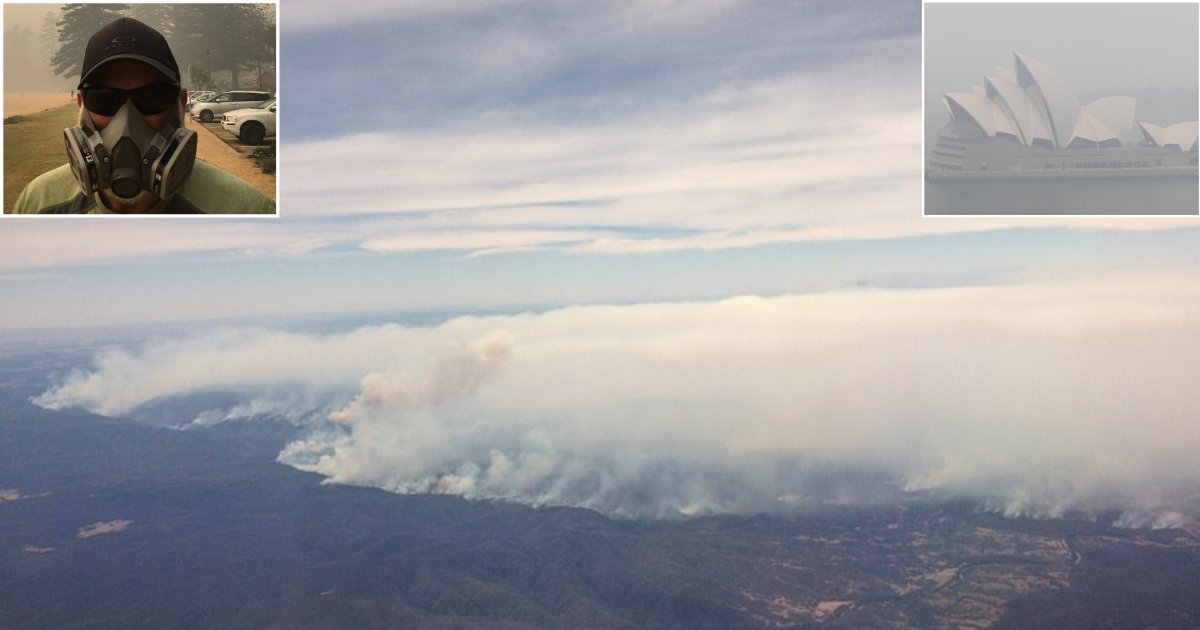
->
[2,2,278,216]
[923,1,1199,217]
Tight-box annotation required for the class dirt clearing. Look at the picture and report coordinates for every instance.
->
[5,92,75,118]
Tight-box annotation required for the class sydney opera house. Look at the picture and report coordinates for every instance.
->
[928,53,1198,180]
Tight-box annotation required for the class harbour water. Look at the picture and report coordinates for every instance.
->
[925,177,1199,216]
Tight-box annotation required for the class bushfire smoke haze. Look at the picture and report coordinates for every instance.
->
[5,1,1200,525]
[34,272,1200,525]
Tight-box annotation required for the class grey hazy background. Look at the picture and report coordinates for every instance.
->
[3,3,277,94]
[924,2,1199,148]
[3,4,73,93]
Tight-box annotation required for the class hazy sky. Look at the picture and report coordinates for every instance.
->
[927,3,1198,94]
[3,3,55,29]
[1,3,277,33]
[1,0,1197,329]
[2,3,277,93]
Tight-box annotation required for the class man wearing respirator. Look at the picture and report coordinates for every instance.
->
[13,18,275,214]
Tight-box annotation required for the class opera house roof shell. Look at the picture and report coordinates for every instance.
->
[941,53,1198,153]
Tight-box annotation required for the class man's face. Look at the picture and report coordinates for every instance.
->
[77,59,187,131]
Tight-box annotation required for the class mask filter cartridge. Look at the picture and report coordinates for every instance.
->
[64,98,197,200]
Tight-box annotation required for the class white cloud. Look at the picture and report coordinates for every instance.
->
[35,273,1200,522]
[283,0,522,32]
[278,59,1195,256]
[0,219,343,272]
[0,1,1191,275]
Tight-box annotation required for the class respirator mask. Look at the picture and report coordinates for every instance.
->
[64,84,197,200]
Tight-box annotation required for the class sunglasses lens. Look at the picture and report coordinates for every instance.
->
[82,85,178,116]
[132,85,177,115]
[82,89,124,116]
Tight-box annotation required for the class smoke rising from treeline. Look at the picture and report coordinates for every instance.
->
[34,275,1200,525]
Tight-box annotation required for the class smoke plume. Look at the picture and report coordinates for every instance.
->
[35,274,1200,523]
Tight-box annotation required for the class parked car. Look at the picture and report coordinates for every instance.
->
[221,98,277,145]
[189,90,271,123]
[186,90,216,106]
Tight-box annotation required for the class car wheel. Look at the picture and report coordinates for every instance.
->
[240,122,265,145]
[199,110,213,123]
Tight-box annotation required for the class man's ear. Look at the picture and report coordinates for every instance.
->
[75,90,83,109]
[179,88,188,107]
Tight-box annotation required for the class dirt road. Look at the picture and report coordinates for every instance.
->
[192,120,276,201]
[5,92,75,117]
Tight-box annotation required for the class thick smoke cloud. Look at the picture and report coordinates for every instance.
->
[35,275,1200,524]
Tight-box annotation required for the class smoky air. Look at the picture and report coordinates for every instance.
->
[33,278,1200,526]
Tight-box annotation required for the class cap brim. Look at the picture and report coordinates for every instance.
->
[79,54,180,87]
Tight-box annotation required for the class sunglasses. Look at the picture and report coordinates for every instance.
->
[80,84,180,116]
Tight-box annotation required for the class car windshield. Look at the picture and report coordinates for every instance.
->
[255,98,277,109]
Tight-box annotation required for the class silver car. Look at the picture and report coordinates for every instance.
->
[186,90,216,106]
[189,90,271,123]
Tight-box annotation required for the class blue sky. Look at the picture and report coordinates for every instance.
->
[2,225,1200,330]
[0,0,1198,330]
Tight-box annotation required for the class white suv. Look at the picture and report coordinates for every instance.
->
[222,98,277,145]
[189,90,271,123]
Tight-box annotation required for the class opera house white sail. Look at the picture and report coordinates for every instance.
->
[928,53,1198,180]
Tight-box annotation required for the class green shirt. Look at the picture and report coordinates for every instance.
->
[11,159,275,214]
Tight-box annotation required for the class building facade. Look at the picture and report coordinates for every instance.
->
[928,53,1198,180]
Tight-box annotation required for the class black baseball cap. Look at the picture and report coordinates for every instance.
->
[78,17,180,88]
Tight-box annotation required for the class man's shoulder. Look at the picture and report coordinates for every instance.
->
[11,165,94,214]
[176,160,275,215]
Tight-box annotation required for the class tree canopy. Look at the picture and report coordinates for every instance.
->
[50,3,275,91]
[50,4,128,80]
